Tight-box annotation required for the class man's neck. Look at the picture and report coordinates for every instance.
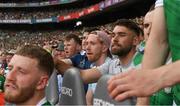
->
[94,54,108,66]
[16,91,45,105]
[119,48,136,66]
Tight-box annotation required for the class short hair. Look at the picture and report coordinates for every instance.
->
[149,4,155,12]
[15,45,54,77]
[114,19,141,36]
[139,27,144,36]
[65,34,81,45]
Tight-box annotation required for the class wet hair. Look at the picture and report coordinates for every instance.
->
[15,45,54,77]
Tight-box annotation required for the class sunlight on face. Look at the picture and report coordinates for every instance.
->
[4,55,41,104]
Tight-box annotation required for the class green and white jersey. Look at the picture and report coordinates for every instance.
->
[36,97,52,106]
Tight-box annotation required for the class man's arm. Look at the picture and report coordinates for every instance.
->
[142,6,169,69]
[55,59,102,84]
[80,68,102,84]
[107,60,180,101]
[138,6,169,105]
[55,59,72,74]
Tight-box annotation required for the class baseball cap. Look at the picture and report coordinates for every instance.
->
[90,30,111,48]
[90,30,112,58]
[56,42,64,51]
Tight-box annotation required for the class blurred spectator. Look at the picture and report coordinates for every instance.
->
[53,41,66,60]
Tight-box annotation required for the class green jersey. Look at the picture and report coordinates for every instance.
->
[164,0,180,105]
[133,41,173,105]
[42,101,52,106]
[133,41,145,66]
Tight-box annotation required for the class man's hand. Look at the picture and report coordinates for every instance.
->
[52,53,71,75]
[107,69,162,101]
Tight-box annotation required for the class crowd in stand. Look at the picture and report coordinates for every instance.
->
[0,8,82,20]
[0,16,145,105]
[0,0,98,20]
[1,0,180,105]
[0,0,50,3]
[0,16,143,52]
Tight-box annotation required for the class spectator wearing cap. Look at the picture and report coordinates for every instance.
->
[5,51,14,65]
[54,42,66,60]
[80,27,99,54]
[52,41,66,97]
[85,30,112,105]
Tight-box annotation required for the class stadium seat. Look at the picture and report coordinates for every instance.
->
[93,75,136,106]
[59,67,86,105]
[45,69,59,105]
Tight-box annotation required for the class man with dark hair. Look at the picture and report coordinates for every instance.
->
[4,45,54,105]
[113,19,141,37]
[108,0,180,106]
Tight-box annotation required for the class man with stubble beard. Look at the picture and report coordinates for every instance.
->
[4,45,54,105]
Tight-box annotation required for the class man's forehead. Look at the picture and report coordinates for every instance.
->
[64,39,76,43]
[9,55,39,71]
[88,33,98,38]
[113,26,129,33]
[87,34,99,41]
[10,55,37,65]
[144,11,154,22]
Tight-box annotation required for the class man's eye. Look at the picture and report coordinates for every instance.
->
[144,24,149,28]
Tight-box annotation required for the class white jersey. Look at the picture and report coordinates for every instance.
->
[155,0,163,8]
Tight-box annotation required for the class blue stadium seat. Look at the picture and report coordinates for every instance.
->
[45,69,59,105]
[93,75,136,106]
[59,67,86,105]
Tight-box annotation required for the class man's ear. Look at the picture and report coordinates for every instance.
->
[36,75,49,90]
[133,36,140,46]
[102,44,108,53]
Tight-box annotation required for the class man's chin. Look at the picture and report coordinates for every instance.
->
[5,93,18,103]
[5,88,20,102]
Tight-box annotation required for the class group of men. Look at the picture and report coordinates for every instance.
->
[2,0,180,105]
